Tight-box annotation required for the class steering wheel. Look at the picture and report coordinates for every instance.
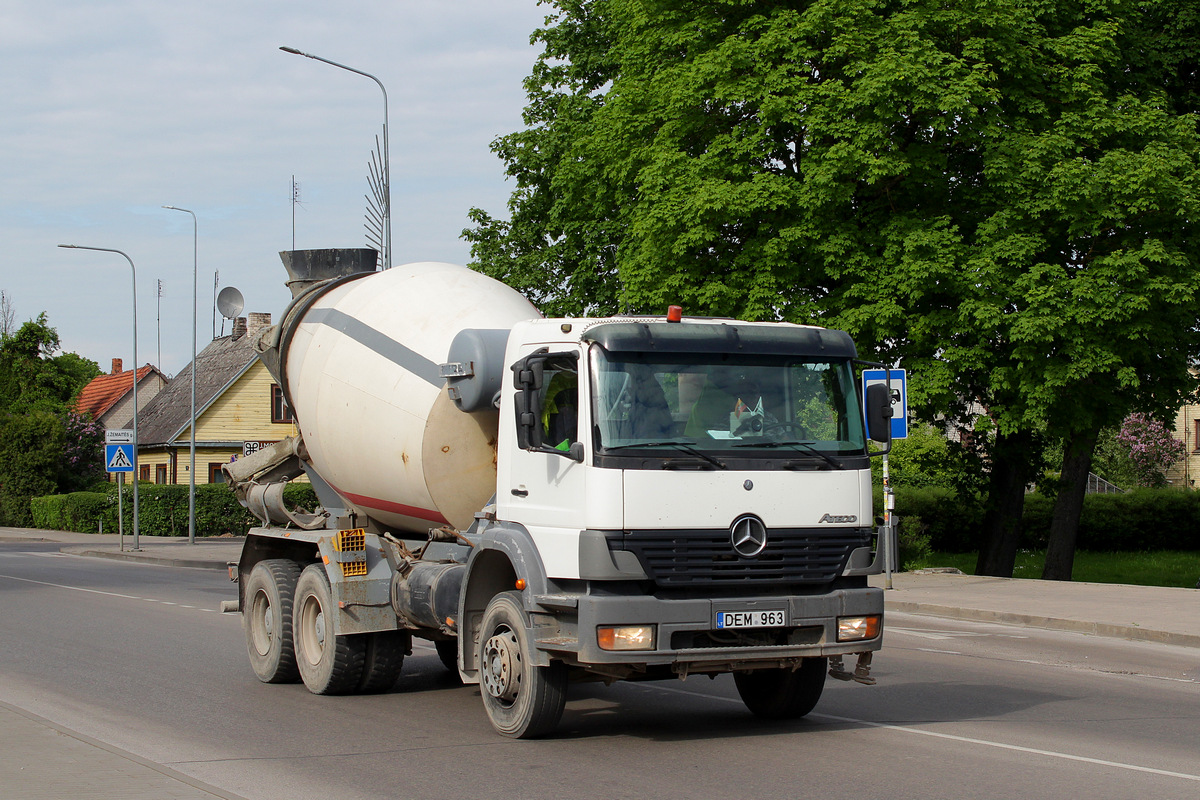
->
[762,421,810,439]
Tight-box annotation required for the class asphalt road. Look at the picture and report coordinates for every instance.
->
[1,542,1197,800]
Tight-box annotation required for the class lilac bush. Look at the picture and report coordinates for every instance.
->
[60,411,105,490]
[1116,413,1185,488]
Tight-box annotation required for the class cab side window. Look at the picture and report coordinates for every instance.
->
[540,357,579,451]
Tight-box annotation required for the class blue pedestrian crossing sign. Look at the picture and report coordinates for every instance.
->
[105,444,134,473]
[862,369,909,440]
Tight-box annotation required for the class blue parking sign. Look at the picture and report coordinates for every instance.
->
[862,369,908,439]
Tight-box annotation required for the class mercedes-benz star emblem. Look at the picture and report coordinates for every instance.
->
[730,515,768,558]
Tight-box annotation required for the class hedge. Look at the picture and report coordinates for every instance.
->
[1021,489,1200,552]
[30,480,1198,551]
[30,482,320,537]
[883,486,1200,553]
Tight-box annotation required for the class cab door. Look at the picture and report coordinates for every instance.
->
[497,347,589,578]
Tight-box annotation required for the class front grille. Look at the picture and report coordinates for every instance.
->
[611,527,869,589]
[670,625,823,650]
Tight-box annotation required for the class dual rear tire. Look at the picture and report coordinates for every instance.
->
[243,560,405,695]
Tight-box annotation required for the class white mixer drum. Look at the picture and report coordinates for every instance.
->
[283,262,540,533]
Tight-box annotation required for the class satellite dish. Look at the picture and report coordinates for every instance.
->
[217,286,244,319]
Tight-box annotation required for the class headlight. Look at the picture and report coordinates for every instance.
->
[837,615,882,642]
[597,625,656,651]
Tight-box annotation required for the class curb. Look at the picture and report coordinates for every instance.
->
[885,599,1200,649]
[0,699,250,800]
[61,547,233,571]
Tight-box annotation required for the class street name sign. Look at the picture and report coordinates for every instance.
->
[105,429,134,444]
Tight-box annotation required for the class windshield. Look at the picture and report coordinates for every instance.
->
[589,347,867,461]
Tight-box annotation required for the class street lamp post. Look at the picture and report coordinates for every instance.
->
[280,45,391,269]
[162,205,198,545]
[57,244,141,550]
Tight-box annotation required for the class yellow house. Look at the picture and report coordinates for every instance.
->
[1167,394,1200,490]
[136,314,301,484]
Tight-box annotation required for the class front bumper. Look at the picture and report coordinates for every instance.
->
[531,585,883,673]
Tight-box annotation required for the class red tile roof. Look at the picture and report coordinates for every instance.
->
[75,365,158,420]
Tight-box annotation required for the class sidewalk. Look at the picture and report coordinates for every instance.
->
[0,527,243,571]
[871,569,1200,649]
[5,526,1197,649]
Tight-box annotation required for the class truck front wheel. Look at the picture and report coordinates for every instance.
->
[477,592,566,738]
[294,564,366,694]
[734,657,828,719]
[244,559,302,683]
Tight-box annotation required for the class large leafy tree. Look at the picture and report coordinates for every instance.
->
[0,313,99,414]
[468,0,1200,577]
[0,311,101,524]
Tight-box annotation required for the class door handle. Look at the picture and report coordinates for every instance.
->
[510,488,529,498]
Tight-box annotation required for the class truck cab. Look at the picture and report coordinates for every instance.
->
[452,314,889,735]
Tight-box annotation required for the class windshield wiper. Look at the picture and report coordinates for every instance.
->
[604,440,728,470]
[732,439,844,470]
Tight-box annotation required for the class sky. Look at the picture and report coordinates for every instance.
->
[1,0,550,376]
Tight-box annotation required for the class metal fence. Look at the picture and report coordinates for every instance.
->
[1086,472,1126,494]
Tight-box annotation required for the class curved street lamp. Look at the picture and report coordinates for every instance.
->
[57,244,141,550]
[280,46,391,269]
[162,205,198,545]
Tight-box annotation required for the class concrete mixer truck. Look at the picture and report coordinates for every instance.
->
[227,248,896,738]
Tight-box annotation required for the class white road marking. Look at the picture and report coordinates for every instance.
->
[811,711,1200,783]
[644,682,1200,783]
[889,626,1028,641]
[0,572,232,616]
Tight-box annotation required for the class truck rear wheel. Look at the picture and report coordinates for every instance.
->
[358,631,407,693]
[244,559,302,683]
[435,639,461,678]
[478,591,566,738]
[734,657,827,719]
[294,564,366,694]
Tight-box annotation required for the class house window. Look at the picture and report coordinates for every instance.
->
[155,464,167,484]
[140,464,150,482]
[1194,419,1200,452]
[209,463,226,484]
[271,384,294,424]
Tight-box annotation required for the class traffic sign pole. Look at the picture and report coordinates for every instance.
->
[117,474,125,552]
[862,369,907,590]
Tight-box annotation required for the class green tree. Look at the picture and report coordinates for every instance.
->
[464,0,623,316]
[873,423,978,493]
[0,312,102,523]
[0,411,67,526]
[468,1,1200,578]
[0,313,100,414]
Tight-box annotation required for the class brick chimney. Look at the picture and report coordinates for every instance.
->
[231,317,247,340]
[111,358,123,374]
[247,312,272,335]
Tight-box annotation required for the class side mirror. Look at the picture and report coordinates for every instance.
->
[865,383,893,446]
[512,356,546,450]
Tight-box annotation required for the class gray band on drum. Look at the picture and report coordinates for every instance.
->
[302,307,443,387]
